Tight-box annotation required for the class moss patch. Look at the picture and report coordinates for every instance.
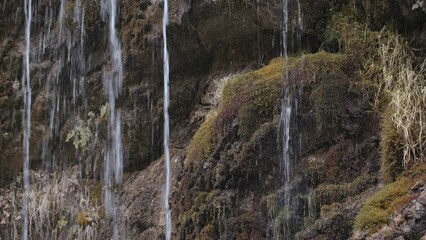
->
[186,111,219,167]
[186,52,349,169]
[312,175,377,208]
[354,164,426,232]
[310,73,348,131]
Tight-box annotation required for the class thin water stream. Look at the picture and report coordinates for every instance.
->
[101,0,124,237]
[163,0,172,237]
[278,0,303,239]
[23,0,32,239]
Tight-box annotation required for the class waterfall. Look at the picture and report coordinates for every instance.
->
[162,0,172,238]
[22,0,32,239]
[280,86,292,238]
[282,0,289,58]
[277,0,303,239]
[101,0,124,237]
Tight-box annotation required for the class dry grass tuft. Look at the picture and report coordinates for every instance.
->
[5,167,101,239]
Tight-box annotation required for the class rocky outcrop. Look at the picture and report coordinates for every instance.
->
[171,51,382,239]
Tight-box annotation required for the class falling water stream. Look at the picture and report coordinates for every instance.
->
[23,0,32,239]
[280,86,292,238]
[14,0,307,238]
[101,0,124,237]
[162,0,172,238]
[278,0,303,239]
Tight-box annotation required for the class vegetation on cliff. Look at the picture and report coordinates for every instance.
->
[0,0,425,239]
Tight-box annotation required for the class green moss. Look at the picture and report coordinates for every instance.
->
[381,107,404,183]
[310,73,348,131]
[355,164,426,232]
[291,52,348,86]
[312,175,377,208]
[82,0,100,29]
[354,175,419,231]
[63,2,76,30]
[354,205,389,232]
[185,111,219,167]
[186,52,349,167]
[252,82,280,115]
[238,105,259,140]
[176,189,224,239]
[329,6,381,58]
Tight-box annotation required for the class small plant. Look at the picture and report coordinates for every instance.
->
[65,103,108,178]
[66,103,108,151]
[57,216,68,230]
[66,118,94,150]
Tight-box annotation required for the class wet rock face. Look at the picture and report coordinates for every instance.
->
[171,50,382,239]
[0,0,292,183]
[0,0,353,184]
[1,0,424,239]
[0,0,26,185]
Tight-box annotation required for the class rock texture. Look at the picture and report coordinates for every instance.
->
[0,0,425,239]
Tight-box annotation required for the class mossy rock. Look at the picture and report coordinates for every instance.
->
[354,165,426,232]
[185,110,219,167]
[310,73,349,132]
[186,52,349,169]
[312,175,377,209]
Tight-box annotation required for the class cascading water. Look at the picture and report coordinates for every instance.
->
[162,0,172,238]
[101,0,124,237]
[282,0,289,59]
[41,0,87,173]
[22,0,32,239]
[279,86,292,238]
[277,0,304,239]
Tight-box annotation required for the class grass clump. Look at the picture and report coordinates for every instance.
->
[375,35,426,168]
[361,33,426,181]
[330,3,426,180]
[381,107,404,183]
